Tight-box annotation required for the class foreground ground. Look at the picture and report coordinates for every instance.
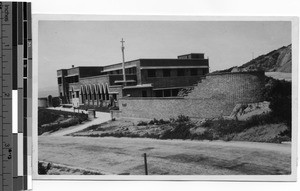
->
[39,136,291,175]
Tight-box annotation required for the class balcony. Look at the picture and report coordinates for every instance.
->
[108,74,137,86]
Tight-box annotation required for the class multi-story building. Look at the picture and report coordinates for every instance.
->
[57,53,209,107]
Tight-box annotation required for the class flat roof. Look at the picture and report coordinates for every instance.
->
[103,58,209,72]
[57,66,103,71]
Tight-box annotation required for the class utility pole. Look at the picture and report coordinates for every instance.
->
[121,38,127,84]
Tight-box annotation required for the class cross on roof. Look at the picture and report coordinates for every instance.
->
[121,38,125,50]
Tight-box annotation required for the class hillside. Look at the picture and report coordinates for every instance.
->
[215,44,292,73]
[241,44,291,72]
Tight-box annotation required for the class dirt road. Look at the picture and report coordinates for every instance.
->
[38,136,291,175]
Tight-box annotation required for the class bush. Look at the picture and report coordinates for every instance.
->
[148,118,170,125]
[160,115,193,140]
[137,121,148,126]
[52,97,61,107]
[175,115,190,123]
[160,122,194,140]
[38,162,52,175]
[149,118,159,125]
[264,77,291,129]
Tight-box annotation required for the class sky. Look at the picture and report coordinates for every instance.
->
[38,21,291,97]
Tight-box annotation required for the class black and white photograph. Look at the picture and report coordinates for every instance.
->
[34,17,297,180]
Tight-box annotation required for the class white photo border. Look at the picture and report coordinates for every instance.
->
[32,14,299,181]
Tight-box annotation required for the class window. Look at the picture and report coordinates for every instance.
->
[164,89,171,97]
[74,76,79,82]
[155,90,163,97]
[191,68,198,76]
[148,69,156,77]
[142,90,147,97]
[163,69,171,77]
[172,89,179,97]
[177,69,185,76]
[57,77,62,84]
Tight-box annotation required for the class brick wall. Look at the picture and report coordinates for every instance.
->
[119,71,265,119]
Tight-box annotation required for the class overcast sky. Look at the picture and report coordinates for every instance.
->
[38,20,291,96]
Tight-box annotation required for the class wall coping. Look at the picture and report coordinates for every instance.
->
[207,71,265,76]
[120,97,184,100]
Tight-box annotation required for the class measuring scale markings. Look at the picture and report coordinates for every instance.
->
[1,2,31,190]
[1,2,13,191]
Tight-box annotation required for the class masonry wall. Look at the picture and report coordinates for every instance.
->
[119,97,235,119]
[119,71,265,119]
[187,71,265,103]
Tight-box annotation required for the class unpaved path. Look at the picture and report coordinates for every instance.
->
[38,136,291,175]
[42,107,111,136]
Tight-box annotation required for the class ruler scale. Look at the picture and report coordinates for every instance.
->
[0,2,32,191]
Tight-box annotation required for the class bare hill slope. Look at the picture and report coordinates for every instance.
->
[214,44,292,73]
[240,44,291,72]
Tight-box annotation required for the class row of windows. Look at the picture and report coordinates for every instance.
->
[58,76,79,84]
[148,68,202,78]
[108,67,137,75]
[154,89,180,97]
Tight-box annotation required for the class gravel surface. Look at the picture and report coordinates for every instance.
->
[38,136,291,175]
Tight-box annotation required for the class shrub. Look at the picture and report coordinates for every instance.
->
[160,115,194,140]
[148,118,170,125]
[264,77,291,134]
[38,162,52,175]
[175,115,190,123]
[52,97,61,107]
[137,121,148,126]
[160,122,194,140]
[149,118,160,125]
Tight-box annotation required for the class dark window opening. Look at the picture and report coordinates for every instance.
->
[65,75,79,83]
[93,91,97,100]
[155,90,163,97]
[172,89,179,97]
[58,77,62,84]
[76,91,79,98]
[74,76,79,82]
[142,90,147,97]
[126,68,136,74]
[191,69,198,76]
[177,69,185,76]
[148,69,156,77]
[163,69,171,77]
[164,89,171,97]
